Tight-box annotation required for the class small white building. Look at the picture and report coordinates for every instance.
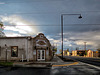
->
[0,33,53,62]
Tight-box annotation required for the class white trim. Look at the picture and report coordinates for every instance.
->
[37,50,45,61]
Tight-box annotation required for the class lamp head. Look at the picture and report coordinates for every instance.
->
[78,15,82,19]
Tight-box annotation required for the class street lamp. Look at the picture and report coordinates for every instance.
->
[84,42,87,56]
[84,42,87,50]
[61,14,82,59]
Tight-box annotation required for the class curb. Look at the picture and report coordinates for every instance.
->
[13,63,52,68]
[13,64,48,68]
[52,62,79,67]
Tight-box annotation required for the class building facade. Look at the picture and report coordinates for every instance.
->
[63,50,70,56]
[93,51,99,57]
[72,50,93,57]
[0,33,53,62]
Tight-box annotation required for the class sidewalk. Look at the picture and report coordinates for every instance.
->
[52,56,78,66]
[13,56,78,67]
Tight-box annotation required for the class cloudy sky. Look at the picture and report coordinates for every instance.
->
[0,0,100,53]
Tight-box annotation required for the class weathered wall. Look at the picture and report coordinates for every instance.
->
[0,33,53,62]
[0,37,33,61]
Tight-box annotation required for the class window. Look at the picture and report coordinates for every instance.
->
[0,46,1,56]
[40,35,43,38]
[11,46,18,57]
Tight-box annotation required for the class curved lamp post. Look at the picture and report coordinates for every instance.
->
[61,14,82,59]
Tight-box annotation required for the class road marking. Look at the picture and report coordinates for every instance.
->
[52,62,78,67]
[79,62,100,70]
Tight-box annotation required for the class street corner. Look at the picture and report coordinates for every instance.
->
[12,62,52,68]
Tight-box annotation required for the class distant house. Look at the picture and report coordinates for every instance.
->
[93,51,99,57]
[72,50,93,57]
[0,33,53,62]
[86,50,93,57]
[63,50,70,56]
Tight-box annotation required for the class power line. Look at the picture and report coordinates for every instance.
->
[0,12,61,14]
[0,0,64,4]
[1,11,100,14]
[3,24,100,26]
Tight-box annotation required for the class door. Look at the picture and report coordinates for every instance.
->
[37,50,45,61]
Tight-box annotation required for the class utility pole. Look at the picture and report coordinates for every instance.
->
[53,43,54,56]
[84,42,87,56]
[56,43,57,55]
[61,14,63,59]
[84,42,87,50]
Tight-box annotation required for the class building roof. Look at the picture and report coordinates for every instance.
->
[0,36,32,39]
[76,50,86,51]
[73,49,92,52]
[38,33,44,35]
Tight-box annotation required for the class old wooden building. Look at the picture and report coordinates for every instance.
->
[0,33,53,62]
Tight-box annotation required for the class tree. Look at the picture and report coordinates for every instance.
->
[53,48,57,54]
[67,48,69,52]
[0,22,3,27]
[0,22,5,37]
[64,50,68,55]
[97,48,100,51]
[84,50,87,56]
[59,49,62,55]
[96,44,100,57]
[52,46,57,56]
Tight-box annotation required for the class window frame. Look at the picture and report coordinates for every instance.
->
[11,46,18,57]
[40,35,43,38]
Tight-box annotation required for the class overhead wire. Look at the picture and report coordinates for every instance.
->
[3,24,100,26]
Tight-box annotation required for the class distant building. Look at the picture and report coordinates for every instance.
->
[86,50,93,57]
[0,33,53,62]
[93,51,99,57]
[72,50,93,57]
[63,50,70,56]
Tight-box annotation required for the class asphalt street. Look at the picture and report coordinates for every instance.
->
[0,56,100,75]
[0,63,100,75]
[64,56,100,67]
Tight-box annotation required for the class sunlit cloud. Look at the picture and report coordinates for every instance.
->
[75,40,95,46]
[5,32,22,37]
[69,44,72,47]
[0,15,39,36]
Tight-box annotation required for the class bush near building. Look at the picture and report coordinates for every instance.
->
[0,62,13,66]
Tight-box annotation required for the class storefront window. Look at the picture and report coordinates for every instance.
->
[11,46,18,57]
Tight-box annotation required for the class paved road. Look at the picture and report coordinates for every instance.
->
[0,56,100,75]
[64,56,100,67]
[0,63,100,75]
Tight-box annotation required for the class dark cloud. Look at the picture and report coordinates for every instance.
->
[1,0,100,51]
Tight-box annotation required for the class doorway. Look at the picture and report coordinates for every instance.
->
[37,50,45,61]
